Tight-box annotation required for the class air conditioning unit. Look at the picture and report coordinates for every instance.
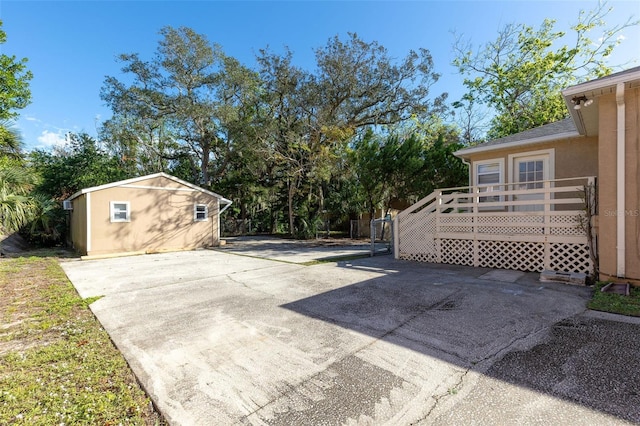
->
[63,200,73,210]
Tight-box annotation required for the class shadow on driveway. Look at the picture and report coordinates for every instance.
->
[62,247,640,425]
[279,259,640,424]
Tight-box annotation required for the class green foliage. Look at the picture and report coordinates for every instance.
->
[0,121,25,159]
[312,32,446,127]
[453,1,637,138]
[0,162,39,234]
[20,194,64,247]
[0,20,33,121]
[348,122,467,219]
[588,282,640,317]
[0,22,41,242]
[0,257,162,425]
[101,26,263,187]
[100,27,448,237]
[255,33,445,235]
[24,133,130,246]
[30,133,130,200]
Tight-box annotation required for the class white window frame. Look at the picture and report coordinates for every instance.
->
[507,149,555,212]
[110,201,130,223]
[474,158,504,207]
[508,148,555,186]
[194,204,208,222]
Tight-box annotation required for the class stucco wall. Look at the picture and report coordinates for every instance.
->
[69,195,87,255]
[598,88,640,282]
[85,176,220,256]
[467,136,598,185]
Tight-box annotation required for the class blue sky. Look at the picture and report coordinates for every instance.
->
[1,0,639,151]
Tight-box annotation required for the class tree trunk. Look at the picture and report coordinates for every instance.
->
[200,146,210,185]
[288,179,295,236]
[240,201,247,235]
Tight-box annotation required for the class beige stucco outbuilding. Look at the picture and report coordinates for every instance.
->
[65,173,232,258]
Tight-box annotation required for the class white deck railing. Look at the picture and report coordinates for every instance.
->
[394,177,595,274]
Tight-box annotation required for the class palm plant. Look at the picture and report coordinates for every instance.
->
[0,165,38,235]
[21,193,63,245]
[0,120,23,159]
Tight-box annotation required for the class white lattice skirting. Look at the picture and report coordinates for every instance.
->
[399,238,592,274]
[395,178,596,277]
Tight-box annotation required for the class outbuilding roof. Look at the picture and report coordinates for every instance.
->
[66,172,232,205]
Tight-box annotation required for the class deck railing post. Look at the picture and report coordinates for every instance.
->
[543,180,551,270]
[393,217,399,259]
[471,186,479,267]
[435,191,443,263]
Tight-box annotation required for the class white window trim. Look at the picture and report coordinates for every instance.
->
[474,158,505,209]
[508,148,555,212]
[508,148,555,186]
[86,193,92,252]
[474,158,504,187]
[194,204,208,222]
[110,201,131,223]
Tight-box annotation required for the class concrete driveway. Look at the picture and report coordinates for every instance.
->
[60,241,640,425]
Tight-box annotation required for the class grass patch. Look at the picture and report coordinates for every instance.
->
[588,281,640,317]
[0,256,164,425]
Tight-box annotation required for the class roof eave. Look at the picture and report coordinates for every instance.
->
[454,131,581,158]
[561,68,640,98]
[65,172,231,202]
[65,172,167,201]
[562,68,640,136]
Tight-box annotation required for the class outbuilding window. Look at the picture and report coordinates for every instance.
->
[110,201,130,222]
[194,204,208,221]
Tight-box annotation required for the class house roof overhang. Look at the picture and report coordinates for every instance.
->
[66,172,233,205]
[562,66,640,137]
[454,118,580,159]
[455,66,640,160]
[454,130,581,159]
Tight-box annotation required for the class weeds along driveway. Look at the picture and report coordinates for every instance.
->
[61,249,635,425]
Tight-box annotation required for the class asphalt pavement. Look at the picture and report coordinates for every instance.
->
[60,238,640,425]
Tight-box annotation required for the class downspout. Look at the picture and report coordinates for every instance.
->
[616,82,626,277]
[219,201,233,214]
[461,158,472,187]
[218,199,233,245]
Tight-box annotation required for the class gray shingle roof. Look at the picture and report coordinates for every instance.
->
[457,117,577,154]
[455,66,640,158]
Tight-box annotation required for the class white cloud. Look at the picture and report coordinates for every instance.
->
[596,34,626,46]
[37,130,67,148]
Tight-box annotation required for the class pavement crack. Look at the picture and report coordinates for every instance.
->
[224,272,275,298]
[372,289,467,343]
[412,368,470,425]
[472,324,550,369]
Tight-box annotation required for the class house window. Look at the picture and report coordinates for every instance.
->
[518,160,545,189]
[110,201,130,222]
[474,159,504,204]
[194,204,208,221]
